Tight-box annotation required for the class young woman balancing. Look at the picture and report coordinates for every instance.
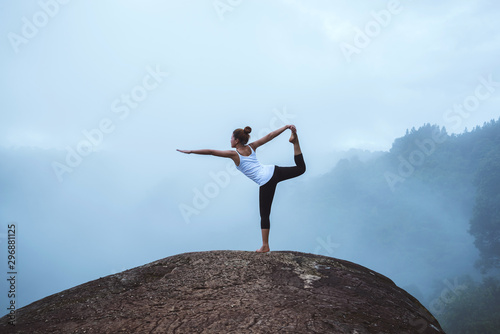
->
[177,125,306,253]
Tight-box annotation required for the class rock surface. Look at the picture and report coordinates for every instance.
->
[1,251,444,333]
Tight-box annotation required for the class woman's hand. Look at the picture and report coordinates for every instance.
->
[287,125,297,132]
[177,149,191,154]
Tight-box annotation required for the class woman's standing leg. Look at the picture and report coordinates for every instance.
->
[257,180,277,253]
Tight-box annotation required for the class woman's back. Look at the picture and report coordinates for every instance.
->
[236,146,275,186]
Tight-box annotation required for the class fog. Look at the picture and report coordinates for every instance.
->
[1,0,499,316]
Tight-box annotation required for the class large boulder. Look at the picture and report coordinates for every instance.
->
[0,250,444,333]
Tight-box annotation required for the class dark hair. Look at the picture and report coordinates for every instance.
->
[233,126,252,145]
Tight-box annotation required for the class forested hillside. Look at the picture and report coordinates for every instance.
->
[290,119,500,333]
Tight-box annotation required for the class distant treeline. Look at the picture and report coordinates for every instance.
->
[299,118,500,333]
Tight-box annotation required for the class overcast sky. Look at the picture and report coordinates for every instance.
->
[2,0,499,153]
[1,0,499,311]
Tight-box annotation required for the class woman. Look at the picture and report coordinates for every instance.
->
[177,125,305,253]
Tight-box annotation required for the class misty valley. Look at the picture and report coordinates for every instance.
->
[2,119,500,333]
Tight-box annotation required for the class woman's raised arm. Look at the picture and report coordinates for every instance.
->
[250,125,295,150]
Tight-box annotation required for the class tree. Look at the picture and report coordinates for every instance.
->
[469,149,500,272]
[439,277,500,334]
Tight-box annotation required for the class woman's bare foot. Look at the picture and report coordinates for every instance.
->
[256,245,270,253]
[289,130,298,144]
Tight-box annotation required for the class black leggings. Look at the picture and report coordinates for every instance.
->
[259,154,306,229]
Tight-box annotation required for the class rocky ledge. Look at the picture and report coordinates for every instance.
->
[0,250,444,333]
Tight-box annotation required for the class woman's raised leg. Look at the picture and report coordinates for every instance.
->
[289,128,302,156]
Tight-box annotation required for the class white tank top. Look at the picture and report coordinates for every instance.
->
[236,146,275,186]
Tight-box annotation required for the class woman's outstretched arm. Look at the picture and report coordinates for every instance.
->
[250,125,296,150]
[177,149,237,160]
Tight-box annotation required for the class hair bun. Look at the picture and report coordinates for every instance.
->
[244,126,252,134]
